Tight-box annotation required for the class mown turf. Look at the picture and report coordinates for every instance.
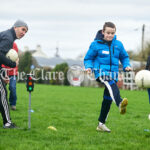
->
[0,84,150,150]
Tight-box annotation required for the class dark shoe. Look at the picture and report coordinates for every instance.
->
[11,105,16,110]
[3,123,17,129]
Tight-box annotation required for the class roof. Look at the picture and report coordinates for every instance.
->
[34,56,83,68]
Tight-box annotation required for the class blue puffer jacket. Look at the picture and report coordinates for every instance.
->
[84,30,131,81]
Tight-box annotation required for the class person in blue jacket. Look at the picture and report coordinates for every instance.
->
[84,22,131,132]
[145,56,150,104]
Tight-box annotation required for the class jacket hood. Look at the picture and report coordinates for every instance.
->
[94,30,116,42]
[94,30,104,40]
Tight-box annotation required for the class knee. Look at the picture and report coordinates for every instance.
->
[9,84,16,91]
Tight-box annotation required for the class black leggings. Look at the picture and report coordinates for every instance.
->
[0,76,11,125]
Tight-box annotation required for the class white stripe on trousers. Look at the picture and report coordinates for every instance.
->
[99,77,116,104]
[0,78,11,124]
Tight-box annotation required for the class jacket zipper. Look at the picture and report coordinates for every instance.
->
[113,46,114,54]
[109,45,111,72]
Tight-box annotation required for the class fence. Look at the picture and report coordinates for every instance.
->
[81,71,139,90]
[120,71,138,90]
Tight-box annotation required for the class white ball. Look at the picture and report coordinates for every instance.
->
[6,49,18,62]
[135,70,150,88]
[148,114,150,120]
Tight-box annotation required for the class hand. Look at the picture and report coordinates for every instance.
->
[3,76,10,84]
[86,68,92,74]
[125,67,132,72]
[16,58,19,66]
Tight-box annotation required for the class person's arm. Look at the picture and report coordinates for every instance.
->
[146,56,150,70]
[84,42,98,73]
[0,52,16,68]
[119,43,131,71]
[0,39,11,54]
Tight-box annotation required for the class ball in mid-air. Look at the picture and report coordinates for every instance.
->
[135,70,150,88]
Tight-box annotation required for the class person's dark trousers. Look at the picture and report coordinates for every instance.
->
[98,86,112,123]
[9,76,17,106]
[99,99,112,123]
[97,77,122,106]
[147,88,150,104]
[0,76,11,125]
[97,77,122,123]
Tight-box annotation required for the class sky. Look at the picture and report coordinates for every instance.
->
[0,0,150,59]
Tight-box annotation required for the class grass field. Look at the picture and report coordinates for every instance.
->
[0,84,150,150]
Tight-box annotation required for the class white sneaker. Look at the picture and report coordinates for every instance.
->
[11,105,16,111]
[96,124,111,132]
[119,98,128,114]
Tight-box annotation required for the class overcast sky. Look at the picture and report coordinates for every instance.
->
[0,0,150,59]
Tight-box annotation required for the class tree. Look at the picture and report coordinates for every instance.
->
[128,41,150,62]
[35,66,52,84]
[50,63,70,85]
[19,51,32,73]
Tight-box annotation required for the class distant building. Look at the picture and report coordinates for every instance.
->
[32,45,49,58]
[23,45,83,68]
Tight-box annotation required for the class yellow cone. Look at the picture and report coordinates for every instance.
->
[48,126,57,131]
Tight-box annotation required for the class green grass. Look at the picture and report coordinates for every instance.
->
[0,84,150,150]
